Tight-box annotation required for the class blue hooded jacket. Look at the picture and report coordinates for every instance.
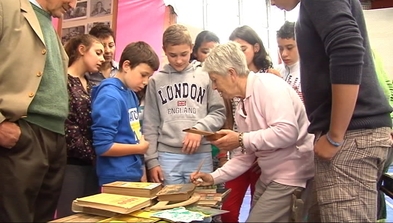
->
[91,78,143,186]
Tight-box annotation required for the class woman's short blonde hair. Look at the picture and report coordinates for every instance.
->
[203,41,249,77]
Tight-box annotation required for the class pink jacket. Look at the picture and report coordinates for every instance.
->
[211,72,314,188]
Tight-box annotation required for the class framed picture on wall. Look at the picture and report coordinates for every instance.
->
[61,25,86,44]
[57,0,118,45]
[90,0,112,17]
[63,1,88,20]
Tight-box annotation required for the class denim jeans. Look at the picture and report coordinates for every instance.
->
[158,152,213,185]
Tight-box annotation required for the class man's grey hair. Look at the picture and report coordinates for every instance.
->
[203,41,249,77]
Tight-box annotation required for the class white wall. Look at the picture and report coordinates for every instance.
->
[171,0,391,77]
[174,0,293,67]
[363,8,393,77]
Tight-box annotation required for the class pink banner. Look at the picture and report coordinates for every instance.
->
[52,18,59,30]
[115,0,166,62]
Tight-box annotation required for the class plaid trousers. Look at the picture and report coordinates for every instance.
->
[307,127,392,222]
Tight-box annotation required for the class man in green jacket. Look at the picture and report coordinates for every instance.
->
[0,0,75,222]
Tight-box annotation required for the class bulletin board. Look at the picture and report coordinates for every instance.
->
[57,0,118,45]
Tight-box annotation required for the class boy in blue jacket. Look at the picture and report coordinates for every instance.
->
[91,41,160,186]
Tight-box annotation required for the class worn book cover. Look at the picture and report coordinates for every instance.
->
[129,210,158,219]
[103,181,162,190]
[182,128,225,141]
[49,213,106,222]
[156,184,196,202]
[197,188,232,207]
[72,201,117,217]
[195,185,217,193]
[102,181,163,198]
[198,193,222,201]
[98,214,158,223]
[74,193,152,214]
[185,205,229,217]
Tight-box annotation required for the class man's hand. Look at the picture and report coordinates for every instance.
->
[0,121,21,149]
[148,166,164,183]
[190,172,214,186]
[314,134,342,160]
[182,133,202,154]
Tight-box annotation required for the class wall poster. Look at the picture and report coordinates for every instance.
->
[58,0,118,45]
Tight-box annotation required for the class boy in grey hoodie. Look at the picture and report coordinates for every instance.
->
[144,24,226,185]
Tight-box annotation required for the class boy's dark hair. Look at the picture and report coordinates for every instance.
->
[277,21,296,40]
[162,24,192,48]
[89,23,116,40]
[64,34,101,66]
[190,30,220,61]
[229,25,273,71]
[119,41,160,72]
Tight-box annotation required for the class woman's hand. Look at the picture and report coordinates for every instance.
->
[190,172,214,186]
[209,130,241,152]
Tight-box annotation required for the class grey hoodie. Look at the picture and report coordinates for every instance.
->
[143,61,226,169]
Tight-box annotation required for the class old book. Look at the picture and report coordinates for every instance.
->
[196,188,232,207]
[195,185,217,193]
[197,193,222,207]
[49,213,107,222]
[156,183,196,202]
[73,193,152,214]
[182,128,225,141]
[185,205,229,217]
[102,181,163,198]
[129,210,160,221]
[98,214,158,223]
[72,201,117,217]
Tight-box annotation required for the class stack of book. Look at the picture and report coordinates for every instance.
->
[71,182,163,217]
[50,213,106,222]
[156,183,196,202]
[196,188,232,208]
[102,181,163,198]
[195,185,217,193]
[72,193,152,215]
[53,181,231,222]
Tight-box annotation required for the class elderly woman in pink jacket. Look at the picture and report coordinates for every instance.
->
[191,41,314,222]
